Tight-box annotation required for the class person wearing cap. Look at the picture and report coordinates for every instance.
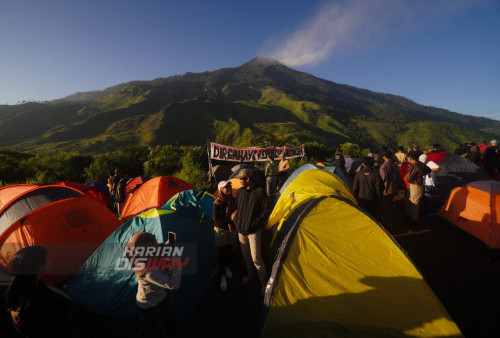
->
[406,151,431,225]
[264,155,278,197]
[232,168,269,294]
[419,154,440,212]
[5,246,71,337]
[483,140,499,178]
[213,180,237,291]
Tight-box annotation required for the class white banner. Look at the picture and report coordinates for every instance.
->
[209,142,305,162]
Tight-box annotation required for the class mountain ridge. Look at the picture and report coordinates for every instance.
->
[0,57,498,154]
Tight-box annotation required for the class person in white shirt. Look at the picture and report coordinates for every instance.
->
[419,154,440,212]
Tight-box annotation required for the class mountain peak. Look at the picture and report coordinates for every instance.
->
[242,56,283,67]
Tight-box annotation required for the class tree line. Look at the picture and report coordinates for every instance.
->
[0,142,372,189]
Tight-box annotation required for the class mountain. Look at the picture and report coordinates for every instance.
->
[0,57,498,154]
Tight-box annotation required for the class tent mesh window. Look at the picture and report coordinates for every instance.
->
[64,209,93,230]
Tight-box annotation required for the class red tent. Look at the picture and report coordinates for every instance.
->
[55,181,109,206]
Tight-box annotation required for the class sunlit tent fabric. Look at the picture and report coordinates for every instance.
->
[278,163,350,197]
[0,185,122,285]
[426,152,489,207]
[438,180,500,249]
[125,176,150,195]
[262,171,461,337]
[55,181,109,206]
[62,190,217,328]
[0,184,38,210]
[120,176,194,221]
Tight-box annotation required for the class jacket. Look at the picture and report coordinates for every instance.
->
[353,166,383,200]
[234,185,268,235]
[379,161,400,195]
[406,161,431,186]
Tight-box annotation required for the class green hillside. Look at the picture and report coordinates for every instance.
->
[0,57,498,154]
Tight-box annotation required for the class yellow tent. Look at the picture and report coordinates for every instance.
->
[262,170,462,337]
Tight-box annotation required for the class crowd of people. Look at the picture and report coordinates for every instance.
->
[349,140,500,228]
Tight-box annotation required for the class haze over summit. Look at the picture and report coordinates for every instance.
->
[0,0,498,119]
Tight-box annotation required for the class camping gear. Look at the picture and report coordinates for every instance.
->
[55,181,109,206]
[425,152,490,208]
[120,176,194,221]
[62,190,217,328]
[277,163,351,198]
[438,180,500,249]
[125,176,150,195]
[0,185,122,285]
[262,169,461,337]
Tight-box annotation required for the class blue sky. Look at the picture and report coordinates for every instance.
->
[1,0,499,119]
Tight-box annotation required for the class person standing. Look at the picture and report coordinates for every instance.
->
[394,146,407,167]
[406,151,431,225]
[379,151,399,224]
[213,181,237,291]
[419,154,440,213]
[277,152,290,190]
[334,149,346,169]
[264,156,278,197]
[483,140,499,178]
[127,232,182,338]
[352,156,383,217]
[232,168,269,294]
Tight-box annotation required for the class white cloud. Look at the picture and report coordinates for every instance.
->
[267,0,476,67]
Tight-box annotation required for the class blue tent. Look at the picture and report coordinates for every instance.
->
[278,164,351,197]
[62,190,217,327]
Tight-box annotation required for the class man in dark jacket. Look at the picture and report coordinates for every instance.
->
[353,156,383,216]
[233,168,268,294]
[406,151,431,223]
[379,150,399,224]
[483,140,499,178]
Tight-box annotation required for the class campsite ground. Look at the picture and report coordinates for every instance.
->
[2,216,500,337]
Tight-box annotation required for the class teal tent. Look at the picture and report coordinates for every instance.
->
[62,190,217,327]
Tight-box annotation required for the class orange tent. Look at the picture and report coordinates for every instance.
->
[0,185,122,285]
[438,180,500,249]
[0,184,38,210]
[120,176,194,220]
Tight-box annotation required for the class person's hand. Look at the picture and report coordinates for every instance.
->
[231,210,237,221]
[228,223,234,232]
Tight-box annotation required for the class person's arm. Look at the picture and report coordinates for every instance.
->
[250,189,270,229]
[144,260,182,290]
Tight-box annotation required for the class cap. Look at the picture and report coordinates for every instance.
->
[419,154,428,163]
[491,140,498,145]
[217,180,230,191]
[234,168,251,179]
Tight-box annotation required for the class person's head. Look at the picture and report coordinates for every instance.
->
[235,168,252,188]
[217,180,232,195]
[408,151,419,163]
[126,232,159,278]
[433,143,441,151]
[337,149,343,154]
[398,146,404,153]
[114,169,120,175]
[419,154,428,164]
[363,156,374,168]
[491,140,498,148]
[279,152,285,160]
[382,150,392,161]
[412,144,419,151]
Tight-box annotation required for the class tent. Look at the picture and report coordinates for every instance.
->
[209,164,232,184]
[344,155,363,176]
[0,185,122,285]
[120,176,194,221]
[87,182,110,198]
[262,169,461,336]
[424,152,490,207]
[55,181,109,206]
[0,184,38,209]
[62,190,217,328]
[125,176,150,195]
[438,180,500,249]
[277,163,351,198]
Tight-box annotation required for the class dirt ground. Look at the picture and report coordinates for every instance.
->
[2,215,500,337]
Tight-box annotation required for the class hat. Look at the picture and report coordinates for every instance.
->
[419,154,428,163]
[234,168,251,179]
[491,140,498,145]
[217,180,230,191]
